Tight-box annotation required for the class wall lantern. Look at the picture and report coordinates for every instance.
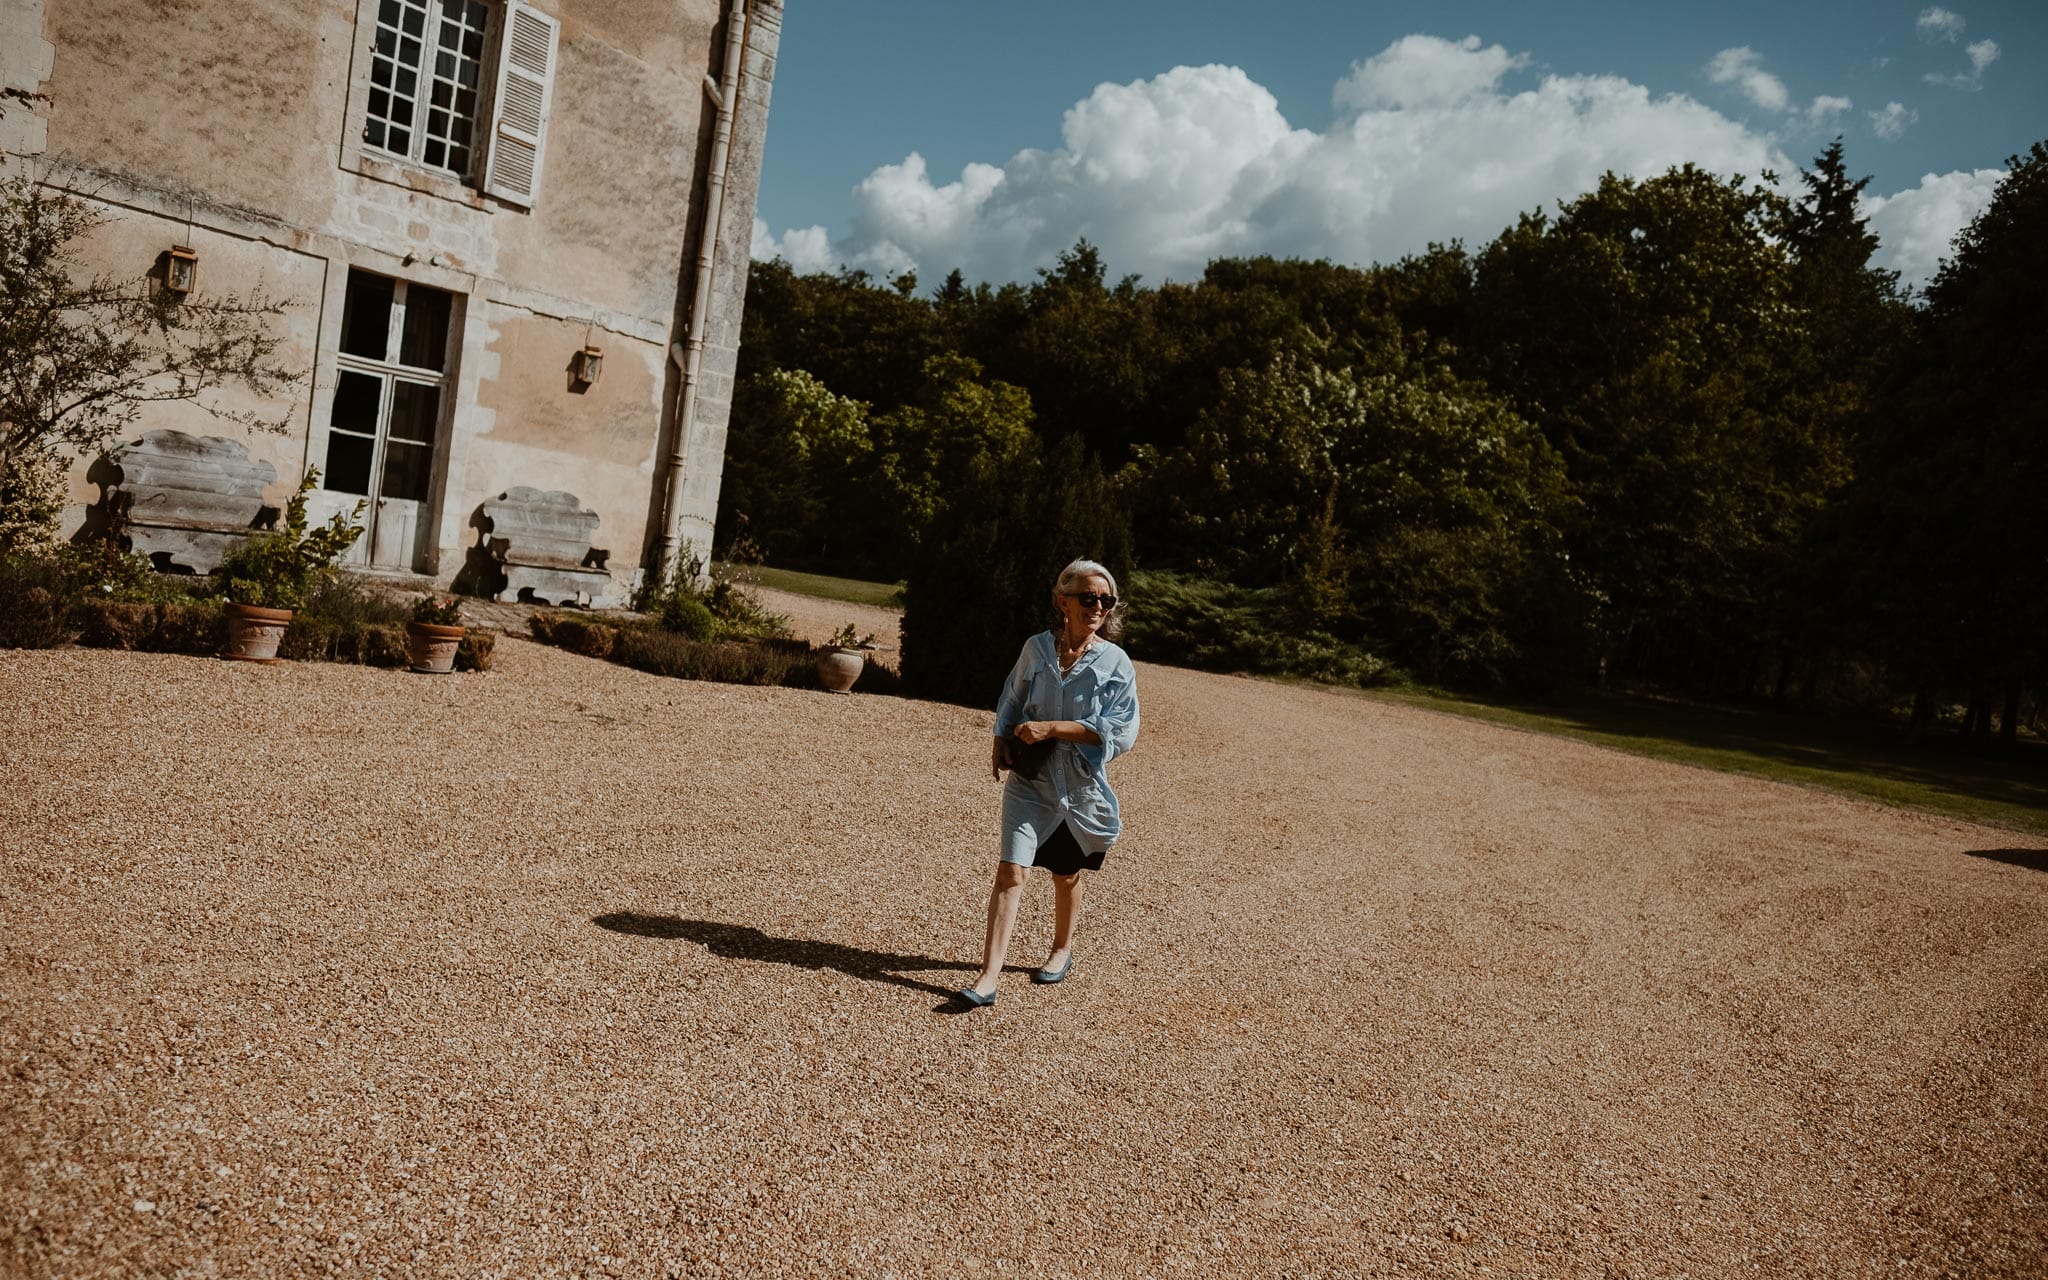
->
[165,245,199,295]
[572,344,604,388]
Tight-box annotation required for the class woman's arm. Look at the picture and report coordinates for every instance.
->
[1010,720,1102,746]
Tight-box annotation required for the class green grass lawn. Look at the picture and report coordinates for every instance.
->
[1365,684,2048,838]
[734,565,905,610]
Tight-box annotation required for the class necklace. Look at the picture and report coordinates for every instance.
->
[1056,631,1093,672]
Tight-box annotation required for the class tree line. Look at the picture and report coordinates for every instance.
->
[719,140,2047,736]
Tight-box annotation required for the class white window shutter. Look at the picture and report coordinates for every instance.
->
[483,2,559,207]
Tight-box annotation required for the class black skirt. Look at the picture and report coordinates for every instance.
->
[1033,821,1106,876]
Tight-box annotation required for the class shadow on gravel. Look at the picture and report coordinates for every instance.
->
[593,912,985,1004]
[1964,848,2048,873]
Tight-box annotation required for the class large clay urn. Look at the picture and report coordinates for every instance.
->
[815,645,865,694]
[221,602,292,663]
[406,621,465,674]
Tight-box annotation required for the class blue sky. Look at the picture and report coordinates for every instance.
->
[750,1,2044,291]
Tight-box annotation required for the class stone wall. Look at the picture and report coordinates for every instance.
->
[1,0,782,597]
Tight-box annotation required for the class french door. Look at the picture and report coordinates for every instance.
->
[320,269,455,570]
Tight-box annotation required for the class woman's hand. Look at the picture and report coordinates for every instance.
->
[990,736,1012,780]
[1013,720,1100,747]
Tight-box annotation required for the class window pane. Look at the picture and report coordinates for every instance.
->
[326,434,375,496]
[388,381,441,444]
[365,0,426,163]
[339,272,395,360]
[325,369,382,497]
[330,370,383,434]
[420,0,489,177]
[381,441,433,502]
[399,285,452,370]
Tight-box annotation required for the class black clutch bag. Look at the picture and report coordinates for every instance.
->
[1006,734,1055,780]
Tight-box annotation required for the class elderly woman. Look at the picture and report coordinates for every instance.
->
[958,559,1140,1008]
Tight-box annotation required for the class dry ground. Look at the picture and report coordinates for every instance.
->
[1,639,2043,1278]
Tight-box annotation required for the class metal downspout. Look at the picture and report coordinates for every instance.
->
[657,0,751,574]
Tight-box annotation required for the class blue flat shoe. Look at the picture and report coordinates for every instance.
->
[956,986,997,1008]
[1032,956,1072,985]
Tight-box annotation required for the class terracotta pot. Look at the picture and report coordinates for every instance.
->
[222,602,292,663]
[406,621,465,674]
[815,645,865,693]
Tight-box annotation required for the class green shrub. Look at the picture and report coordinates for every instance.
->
[215,469,364,609]
[280,618,408,666]
[71,599,226,655]
[634,544,788,640]
[62,542,206,604]
[531,614,620,658]
[278,574,411,664]
[612,627,811,686]
[1124,570,1404,689]
[0,552,79,648]
[528,613,856,690]
[456,628,496,672]
[150,602,229,655]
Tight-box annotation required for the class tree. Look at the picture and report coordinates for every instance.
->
[901,431,1134,706]
[713,368,879,571]
[0,178,296,552]
[1157,338,1573,685]
[1842,141,2048,744]
[1467,166,1849,677]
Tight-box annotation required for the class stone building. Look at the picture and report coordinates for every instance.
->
[1,0,784,602]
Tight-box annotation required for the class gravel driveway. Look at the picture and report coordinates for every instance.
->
[2,640,2043,1277]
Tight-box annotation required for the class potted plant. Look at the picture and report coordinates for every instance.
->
[214,468,364,662]
[406,593,466,674]
[815,622,876,693]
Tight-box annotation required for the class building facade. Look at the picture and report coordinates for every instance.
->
[2,0,783,601]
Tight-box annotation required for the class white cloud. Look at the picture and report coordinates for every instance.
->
[751,34,1992,294]
[1335,34,1528,111]
[1869,101,1918,140]
[1924,34,1999,87]
[1804,95,1853,126]
[1706,47,1790,112]
[751,218,837,273]
[1916,7,1965,42]
[1861,167,2004,289]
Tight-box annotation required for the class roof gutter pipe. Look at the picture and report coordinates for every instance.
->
[657,0,750,575]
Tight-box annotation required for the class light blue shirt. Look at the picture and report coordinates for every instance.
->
[993,632,1141,864]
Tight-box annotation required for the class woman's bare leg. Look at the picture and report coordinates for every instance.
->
[1045,871,1080,971]
[970,861,1030,996]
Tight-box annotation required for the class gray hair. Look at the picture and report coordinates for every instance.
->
[1052,558,1126,642]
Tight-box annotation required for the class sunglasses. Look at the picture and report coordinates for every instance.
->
[1064,591,1117,610]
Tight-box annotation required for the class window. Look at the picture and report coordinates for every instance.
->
[325,270,456,568]
[364,0,491,176]
[355,0,559,207]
